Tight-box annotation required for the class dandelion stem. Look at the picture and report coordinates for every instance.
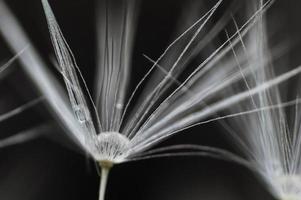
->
[98,162,113,200]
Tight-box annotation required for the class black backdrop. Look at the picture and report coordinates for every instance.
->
[0,0,300,200]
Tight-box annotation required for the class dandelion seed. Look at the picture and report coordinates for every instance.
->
[2,0,301,199]
[220,2,301,200]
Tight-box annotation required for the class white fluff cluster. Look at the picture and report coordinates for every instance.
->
[222,2,301,200]
[1,0,301,167]
[2,0,301,199]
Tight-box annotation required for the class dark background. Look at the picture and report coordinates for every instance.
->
[0,0,300,199]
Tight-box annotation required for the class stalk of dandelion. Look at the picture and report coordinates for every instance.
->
[3,0,301,199]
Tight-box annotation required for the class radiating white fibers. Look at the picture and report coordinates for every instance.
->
[2,0,301,200]
[0,55,45,148]
[222,1,301,200]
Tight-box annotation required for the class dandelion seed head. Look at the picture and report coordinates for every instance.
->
[2,0,299,199]
[94,132,130,163]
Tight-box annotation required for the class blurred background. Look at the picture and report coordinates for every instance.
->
[0,0,300,199]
